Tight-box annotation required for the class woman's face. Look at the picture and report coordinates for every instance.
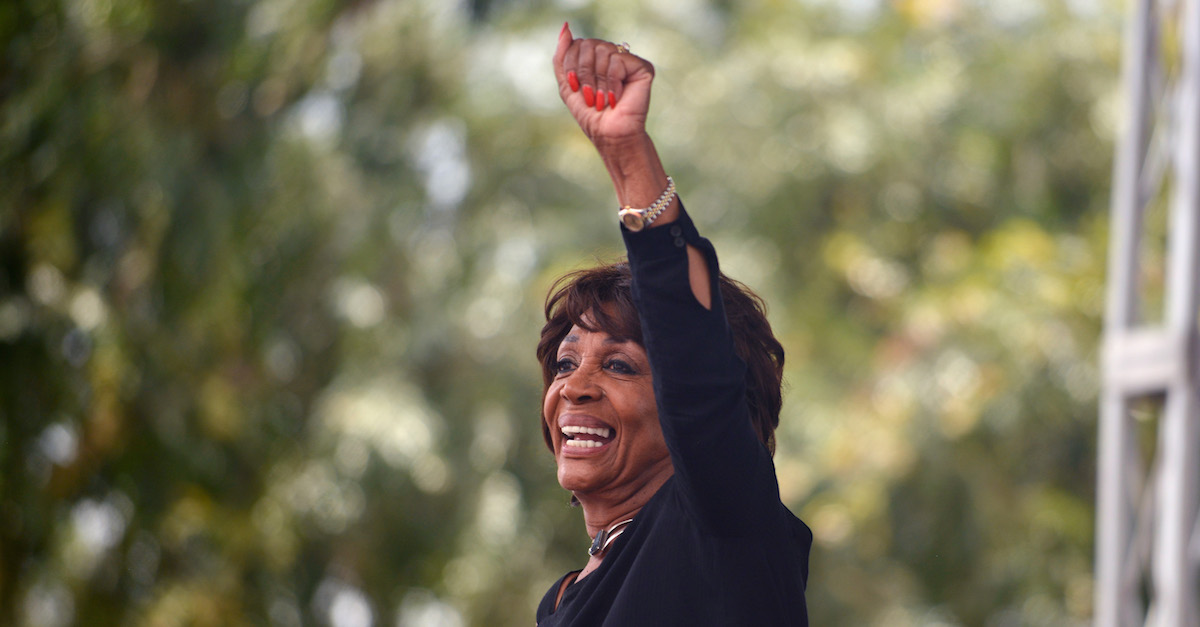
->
[542,320,673,499]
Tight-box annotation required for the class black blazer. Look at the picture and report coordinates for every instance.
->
[536,206,811,626]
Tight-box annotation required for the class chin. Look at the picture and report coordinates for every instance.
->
[557,463,604,494]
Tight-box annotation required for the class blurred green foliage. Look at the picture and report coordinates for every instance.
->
[2,0,1118,624]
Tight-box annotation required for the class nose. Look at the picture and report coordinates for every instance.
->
[561,364,603,403]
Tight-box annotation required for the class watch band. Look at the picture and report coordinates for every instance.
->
[618,176,675,232]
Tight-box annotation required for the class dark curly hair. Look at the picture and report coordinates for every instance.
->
[536,260,785,454]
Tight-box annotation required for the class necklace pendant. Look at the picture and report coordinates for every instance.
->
[588,530,606,556]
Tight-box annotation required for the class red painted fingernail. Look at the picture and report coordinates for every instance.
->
[561,21,569,37]
[582,85,595,107]
[595,90,605,110]
[567,71,580,92]
[609,91,617,108]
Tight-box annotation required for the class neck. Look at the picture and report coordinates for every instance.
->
[581,504,642,541]
[575,469,672,539]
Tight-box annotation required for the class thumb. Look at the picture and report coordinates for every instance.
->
[553,22,572,82]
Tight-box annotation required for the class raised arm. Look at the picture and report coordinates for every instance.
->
[553,24,711,309]
[553,27,784,534]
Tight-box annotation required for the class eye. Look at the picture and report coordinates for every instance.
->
[604,358,637,375]
[553,357,577,375]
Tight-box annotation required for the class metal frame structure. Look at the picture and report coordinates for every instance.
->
[1096,0,1200,624]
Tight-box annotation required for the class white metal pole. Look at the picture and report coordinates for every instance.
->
[1152,0,1200,622]
[1098,0,1157,623]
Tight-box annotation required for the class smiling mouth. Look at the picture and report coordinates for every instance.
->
[561,425,614,449]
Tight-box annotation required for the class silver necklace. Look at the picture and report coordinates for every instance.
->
[588,518,634,556]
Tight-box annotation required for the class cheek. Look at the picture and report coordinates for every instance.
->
[627,386,662,436]
[542,385,561,431]
[643,395,667,449]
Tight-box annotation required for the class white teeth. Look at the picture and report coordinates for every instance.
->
[560,425,613,439]
[564,439,604,448]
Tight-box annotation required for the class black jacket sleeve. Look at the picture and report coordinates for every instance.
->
[621,204,782,537]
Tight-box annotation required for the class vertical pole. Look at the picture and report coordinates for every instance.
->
[1097,0,1156,624]
[1153,0,1200,622]
[1096,395,1138,627]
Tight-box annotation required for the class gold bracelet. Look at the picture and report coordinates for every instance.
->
[618,176,675,232]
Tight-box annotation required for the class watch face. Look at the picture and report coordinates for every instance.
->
[619,208,646,231]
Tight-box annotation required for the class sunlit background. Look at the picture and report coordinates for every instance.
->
[2,0,1122,625]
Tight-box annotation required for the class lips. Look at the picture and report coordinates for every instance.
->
[561,424,615,449]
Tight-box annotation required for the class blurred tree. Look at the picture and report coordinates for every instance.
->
[1,0,1117,625]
